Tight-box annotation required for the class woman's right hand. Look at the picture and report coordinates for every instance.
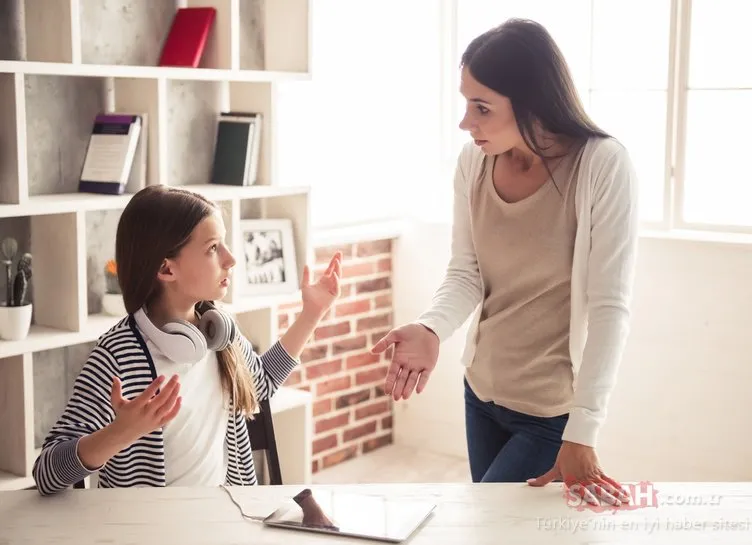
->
[371,323,440,401]
[110,374,182,444]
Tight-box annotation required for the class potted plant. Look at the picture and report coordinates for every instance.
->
[0,251,33,341]
[102,259,126,316]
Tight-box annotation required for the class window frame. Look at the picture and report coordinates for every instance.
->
[445,0,750,236]
[668,0,752,234]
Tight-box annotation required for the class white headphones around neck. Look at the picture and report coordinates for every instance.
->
[133,301,236,364]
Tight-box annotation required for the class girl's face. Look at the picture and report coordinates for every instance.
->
[458,66,523,156]
[158,210,236,304]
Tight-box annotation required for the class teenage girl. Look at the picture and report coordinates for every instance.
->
[33,185,341,495]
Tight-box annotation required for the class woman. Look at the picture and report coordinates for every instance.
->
[371,19,638,506]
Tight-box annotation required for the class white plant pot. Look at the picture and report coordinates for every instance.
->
[102,293,126,317]
[0,303,33,341]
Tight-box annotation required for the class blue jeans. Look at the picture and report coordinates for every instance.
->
[464,377,568,483]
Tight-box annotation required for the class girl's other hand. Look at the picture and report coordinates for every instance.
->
[301,251,342,320]
[110,374,182,444]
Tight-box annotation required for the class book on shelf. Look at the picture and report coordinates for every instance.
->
[158,7,216,68]
[124,112,148,193]
[210,112,262,186]
[78,114,144,195]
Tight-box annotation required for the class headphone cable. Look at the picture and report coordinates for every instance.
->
[220,484,267,522]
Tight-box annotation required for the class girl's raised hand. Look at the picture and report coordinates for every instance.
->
[109,374,182,445]
[300,251,342,319]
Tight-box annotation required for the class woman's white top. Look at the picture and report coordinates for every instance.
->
[417,136,640,448]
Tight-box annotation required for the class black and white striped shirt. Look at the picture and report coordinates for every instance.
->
[32,315,298,495]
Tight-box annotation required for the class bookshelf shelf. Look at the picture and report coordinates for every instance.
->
[0,314,120,360]
[0,185,310,218]
[0,61,310,82]
[0,0,314,489]
[221,289,302,316]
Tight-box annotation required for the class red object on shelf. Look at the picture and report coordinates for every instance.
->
[158,7,216,68]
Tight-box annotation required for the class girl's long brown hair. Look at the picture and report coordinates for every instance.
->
[115,185,258,415]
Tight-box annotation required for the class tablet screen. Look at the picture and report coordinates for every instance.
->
[263,488,436,542]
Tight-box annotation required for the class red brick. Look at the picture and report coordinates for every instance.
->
[374,385,387,398]
[335,388,371,409]
[374,294,392,309]
[335,299,371,317]
[356,366,388,386]
[315,412,350,434]
[316,376,352,396]
[340,284,352,298]
[321,445,358,469]
[314,321,351,340]
[356,313,391,332]
[305,358,343,380]
[332,335,367,355]
[356,277,391,294]
[377,258,392,272]
[313,398,332,417]
[313,434,338,455]
[312,460,320,474]
[278,313,289,330]
[305,360,342,380]
[356,240,392,257]
[362,433,393,454]
[315,244,353,263]
[279,301,301,311]
[284,369,302,386]
[345,352,381,370]
[343,421,378,442]
[355,400,390,420]
[300,344,328,363]
[343,262,376,279]
[382,416,393,429]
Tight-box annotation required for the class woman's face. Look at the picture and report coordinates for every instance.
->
[458,66,523,155]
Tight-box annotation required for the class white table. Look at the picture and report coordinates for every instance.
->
[1,482,751,544]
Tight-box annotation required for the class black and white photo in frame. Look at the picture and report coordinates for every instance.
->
[239,218,298,296]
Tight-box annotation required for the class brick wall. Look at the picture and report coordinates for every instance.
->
[276,238,396,475]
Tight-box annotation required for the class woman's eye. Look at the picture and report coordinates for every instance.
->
[477,105,489,115]
[209,244,218,253]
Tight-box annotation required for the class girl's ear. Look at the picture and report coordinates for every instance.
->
[157,259,176,283]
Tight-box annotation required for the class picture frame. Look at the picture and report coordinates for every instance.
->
[238,218,298,296]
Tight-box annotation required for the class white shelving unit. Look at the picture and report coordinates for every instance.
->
[0,0,313,491]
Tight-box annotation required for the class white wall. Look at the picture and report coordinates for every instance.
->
[393,222,752,481]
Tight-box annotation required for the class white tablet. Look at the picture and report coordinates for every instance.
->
[262,488,436,543]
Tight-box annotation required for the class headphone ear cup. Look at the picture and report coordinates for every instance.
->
[225,311,236,344]
[199,309,234,352]
[161,319,207,363]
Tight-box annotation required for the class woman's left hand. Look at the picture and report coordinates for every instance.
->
[301,252,342,318]
[526,441,631,508]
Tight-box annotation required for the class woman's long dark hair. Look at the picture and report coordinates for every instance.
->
[461,18,609,159]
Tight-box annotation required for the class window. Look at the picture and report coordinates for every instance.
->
[681,0,752,229]
[454,0,672,224]
[275,1,751,233]
[274,0,443,229]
